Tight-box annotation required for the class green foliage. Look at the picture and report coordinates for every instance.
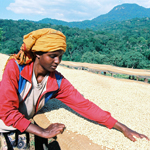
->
[0,28,3,50]
[123,51,147,68]
[1,17,150,69]
[0,28,2,40]
[81,50,107,64]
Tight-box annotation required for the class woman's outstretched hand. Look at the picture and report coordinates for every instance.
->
[113,122,149,142]
[122,126,149,142]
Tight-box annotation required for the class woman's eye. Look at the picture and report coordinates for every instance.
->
[49,53,63,59]
[50,55,56,58]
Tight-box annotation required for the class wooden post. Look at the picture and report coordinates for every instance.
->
[132,76,135,80]
[144,78,148,83]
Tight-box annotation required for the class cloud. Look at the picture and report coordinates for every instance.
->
[7,0,46,14]
[7,0,101,21]
[6,0,150,21]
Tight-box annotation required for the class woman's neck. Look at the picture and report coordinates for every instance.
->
[33,61,49,83]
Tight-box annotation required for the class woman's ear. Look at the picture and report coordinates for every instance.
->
[36,53,40,59]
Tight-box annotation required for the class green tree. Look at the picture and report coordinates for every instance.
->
[66,41,74,60]
[109,54,123,67]
[123,51,147,68]
[0,28,3,51]
[0,28,2,40]
[128,37,137,46]
[81,50,107,64]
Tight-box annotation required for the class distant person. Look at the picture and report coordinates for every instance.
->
[0,28,149,149]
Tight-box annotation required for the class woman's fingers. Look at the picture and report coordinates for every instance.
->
[138,134,149,141]
[125,130,149,142]
[45,123,66,138]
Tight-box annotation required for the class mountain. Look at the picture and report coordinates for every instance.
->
[36,3,150,29]
[37,18,92,29]
[92,3,150,22]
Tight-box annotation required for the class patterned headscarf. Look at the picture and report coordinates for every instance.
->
[7,28,66,65]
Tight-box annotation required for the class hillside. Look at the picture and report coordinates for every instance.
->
[1,17,150,70]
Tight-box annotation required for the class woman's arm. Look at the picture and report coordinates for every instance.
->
[113,121,149,142]
[0,59,30,132]
[55,77,149,142]
[55,77,117,129]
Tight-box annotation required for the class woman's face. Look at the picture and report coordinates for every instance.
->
[37,50,64,72]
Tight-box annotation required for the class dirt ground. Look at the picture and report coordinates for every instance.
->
[34,113,113,150]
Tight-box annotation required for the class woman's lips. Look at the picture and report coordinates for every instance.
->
[51,65,57,69]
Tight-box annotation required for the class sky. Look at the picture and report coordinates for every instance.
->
[1,0,150,22]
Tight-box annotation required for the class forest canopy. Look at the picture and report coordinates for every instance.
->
[0,18,150,69]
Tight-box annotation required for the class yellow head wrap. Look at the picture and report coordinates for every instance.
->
[7,28,66,65]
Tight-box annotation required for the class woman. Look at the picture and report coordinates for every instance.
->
[0,28,149,149]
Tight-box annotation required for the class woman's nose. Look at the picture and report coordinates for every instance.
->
[54,56,60,64]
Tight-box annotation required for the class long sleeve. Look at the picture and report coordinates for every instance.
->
[55,77,117,129]
[0,59,31,132]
